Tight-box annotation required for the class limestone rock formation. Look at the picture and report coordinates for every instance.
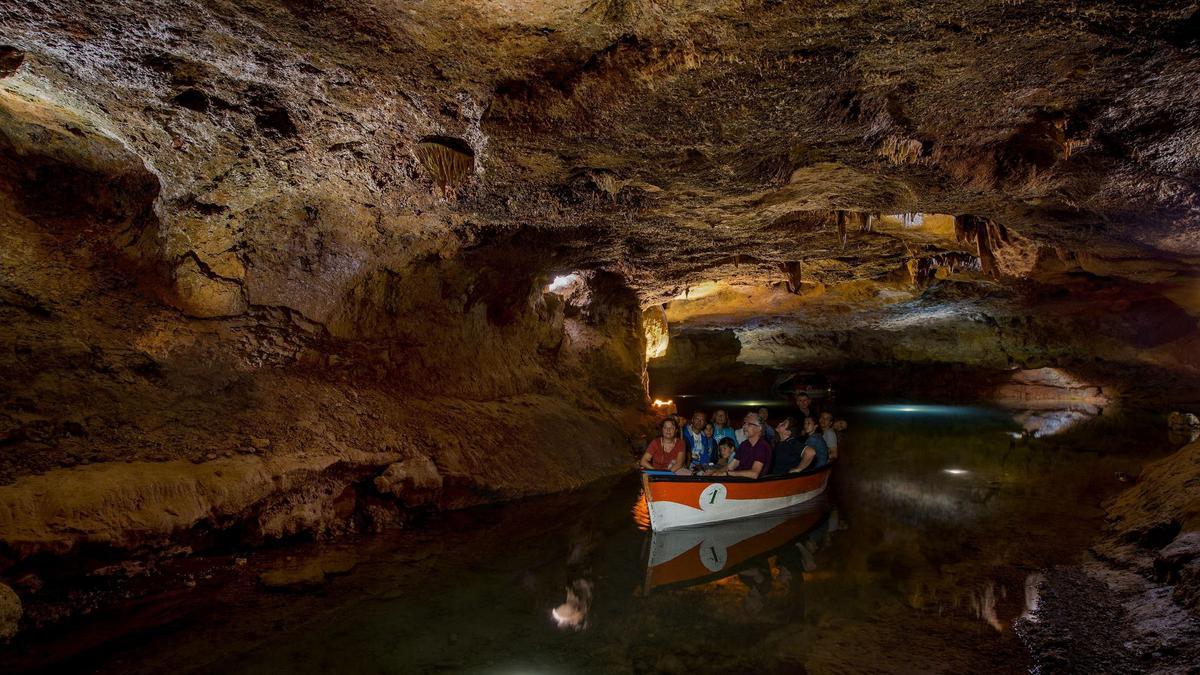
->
[1102,439,1200,614]
[373,455,443,508]
[1,0,1199,643]
[0,582,19,642]
[991,368,1108,409]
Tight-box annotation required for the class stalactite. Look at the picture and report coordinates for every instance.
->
[782,260,802,293]
[835,211,873,249]
[416,136,475,195]
[906,249,982,288]
[954,215,1008,279]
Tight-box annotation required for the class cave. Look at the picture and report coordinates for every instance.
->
[1,2,1199,672]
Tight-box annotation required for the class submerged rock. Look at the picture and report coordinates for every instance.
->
[258,551,358,592]
[258,564,327,591]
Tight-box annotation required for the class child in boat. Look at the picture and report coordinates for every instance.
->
[701,437,737,475]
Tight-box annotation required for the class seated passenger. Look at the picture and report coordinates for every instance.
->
[819,411,839,459]
[681,411,716,471]
[769,416,805,474]
[794,391,817,420]
[715,418,772,479]
[758,407,779,447]
[710,409,738,446]
[788,416,829,473]
[703,437,737,475]
[640,418,685,472]
[735,411,759,445]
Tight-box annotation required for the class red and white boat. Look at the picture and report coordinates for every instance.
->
[641,463,834,532]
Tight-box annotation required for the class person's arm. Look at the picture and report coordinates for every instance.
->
[712,457,740,476]
[789,447,816,473]
[667,447,685,472]
[726,460,764,479]
[640,439,660,470]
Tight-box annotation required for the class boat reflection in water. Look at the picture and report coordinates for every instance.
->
[643,499,835,594]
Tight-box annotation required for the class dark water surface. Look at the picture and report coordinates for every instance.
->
[4,404,1184,674]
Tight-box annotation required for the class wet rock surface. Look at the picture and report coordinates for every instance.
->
[1016,566,1140,674]
[1013,439,1200,673]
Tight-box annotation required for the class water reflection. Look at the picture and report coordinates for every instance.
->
[550,579,592,631]
[643,501,832,593]
[1011,407,1098,437]
[2,404,1183,675]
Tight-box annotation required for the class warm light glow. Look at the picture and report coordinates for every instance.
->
[652,399,674,407]
[943,468,969,475]
[546,273,580,294]
[642,306,669,360]
[669,280,726,302]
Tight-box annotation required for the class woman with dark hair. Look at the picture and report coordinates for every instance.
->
[641,417,685,472]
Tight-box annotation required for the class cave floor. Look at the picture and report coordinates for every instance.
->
[1,403,1191,674]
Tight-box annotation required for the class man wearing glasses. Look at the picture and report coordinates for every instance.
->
[714,414,772,479]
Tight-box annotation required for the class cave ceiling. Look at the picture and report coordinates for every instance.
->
[2,0,1200,320]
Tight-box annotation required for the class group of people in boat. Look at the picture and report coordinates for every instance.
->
[640,392,841,479]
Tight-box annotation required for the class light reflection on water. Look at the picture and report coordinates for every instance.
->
[4,405,1184,675]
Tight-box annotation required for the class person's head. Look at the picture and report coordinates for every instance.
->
[796,392,811,409]
[819,411,833,430]
[803,416,818,435]
[718,437,736,459]
[757,407,770,423]
[690,410,707,431]
[777,416,798,441]
[713,409,729,426]
[660,417,678,439]
[745,415,763,440]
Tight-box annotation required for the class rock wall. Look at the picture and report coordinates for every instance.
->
[0,109,651,577]
[650,274,1200,403]
[1100,438,1200,614]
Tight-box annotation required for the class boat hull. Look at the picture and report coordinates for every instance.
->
[641,466,833,532]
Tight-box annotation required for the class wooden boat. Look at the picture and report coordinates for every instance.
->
[641,463,833,532]
[644,501,830,592]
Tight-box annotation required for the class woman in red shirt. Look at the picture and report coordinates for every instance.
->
[641,417,685,472]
